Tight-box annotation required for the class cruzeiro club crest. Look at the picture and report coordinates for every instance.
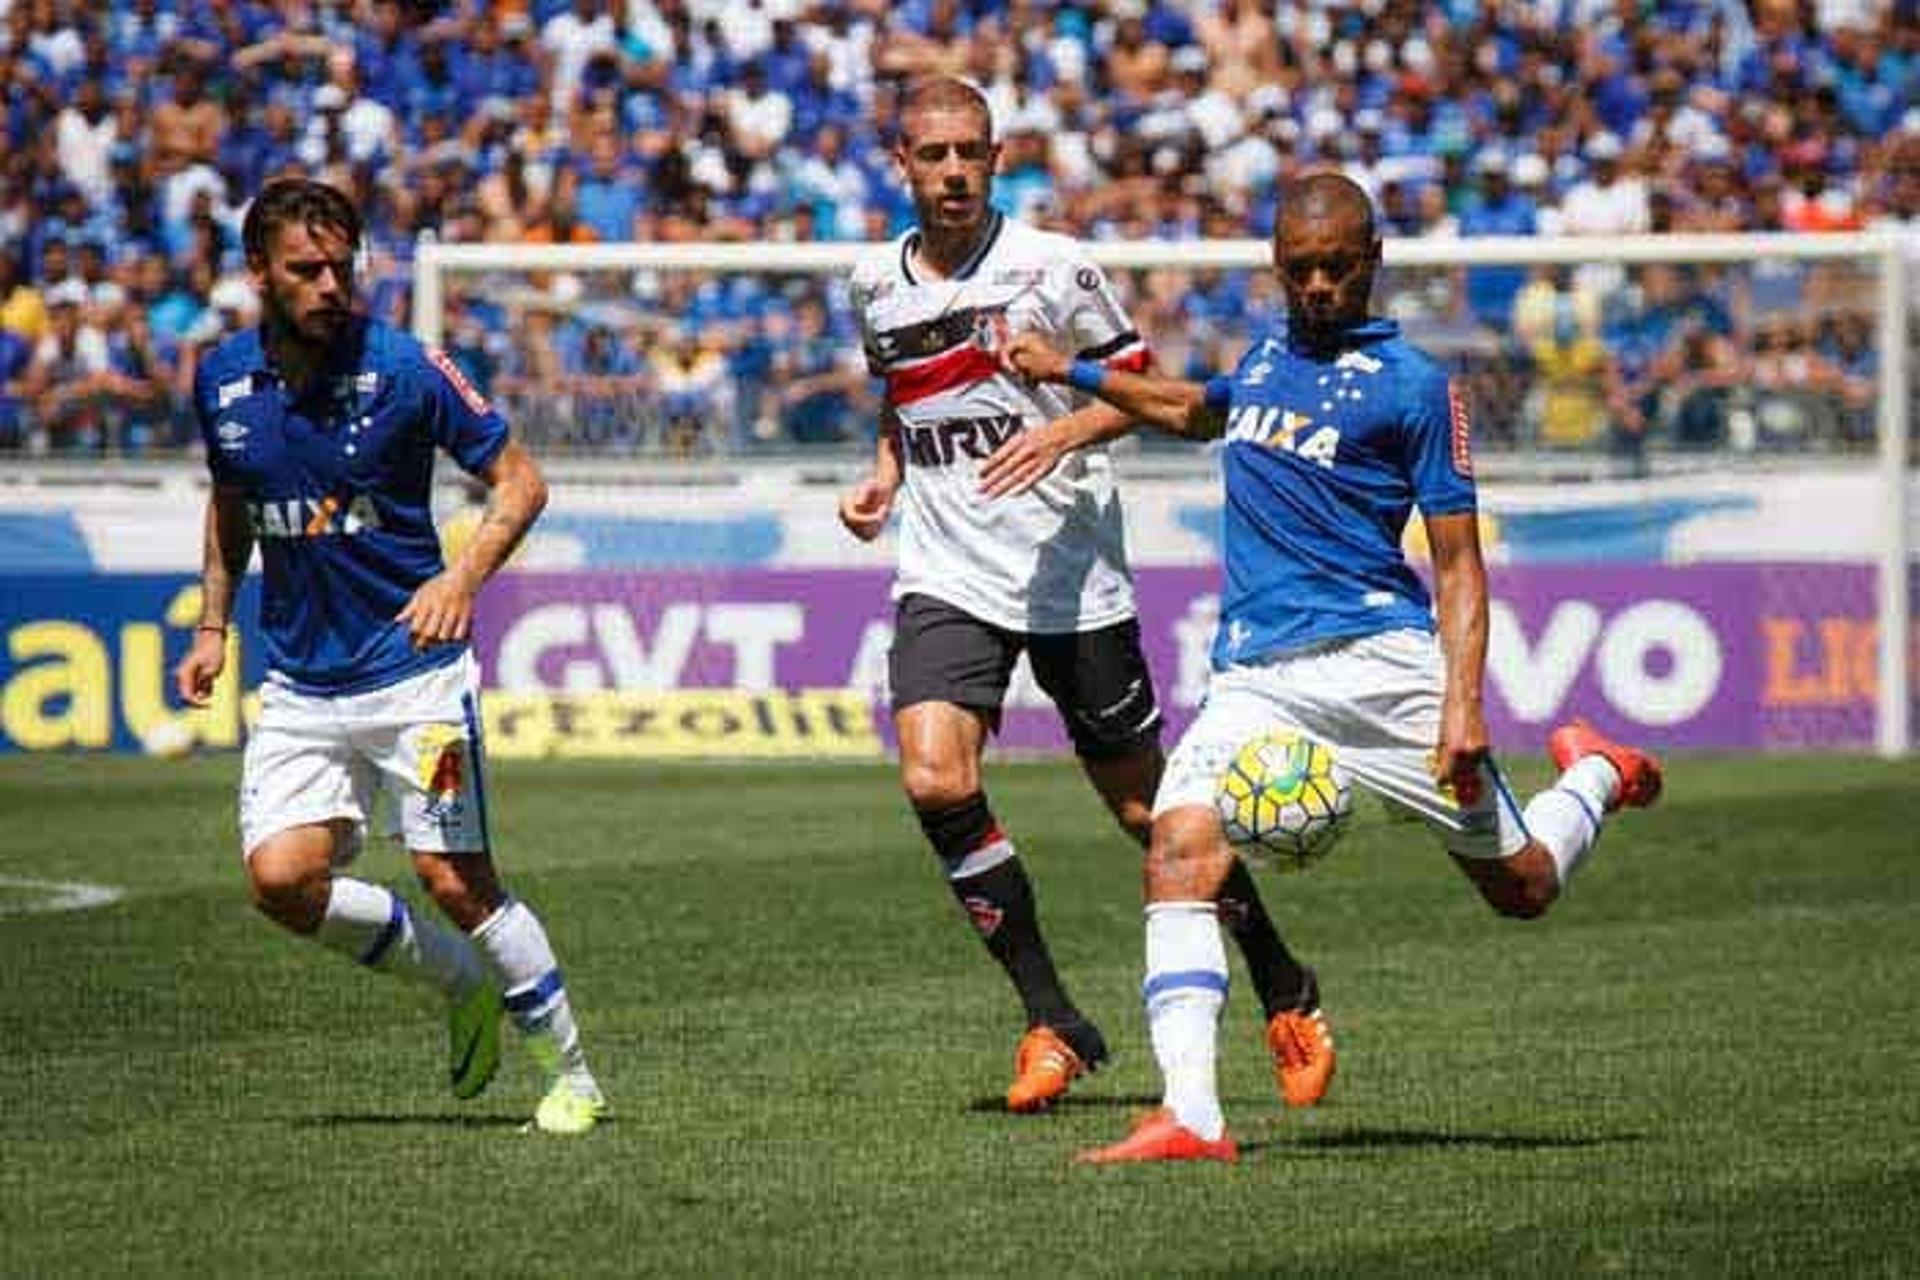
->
[413,724,469,824]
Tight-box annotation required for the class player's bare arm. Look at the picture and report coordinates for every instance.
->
[397,440,548,650]
[838,410,903,541]
[1426,509,1492,801]
[998,331,1225,441]
[175,483,254,708]
[978,392,1137,499]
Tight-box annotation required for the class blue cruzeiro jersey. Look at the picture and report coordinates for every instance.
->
[194,316,509,696]
[1206,317,1477,670]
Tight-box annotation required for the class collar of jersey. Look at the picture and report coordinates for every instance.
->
[1282,315,1399,357]
[901,211,1005,285]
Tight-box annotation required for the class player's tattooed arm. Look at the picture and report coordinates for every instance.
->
[399,441,548,649]
[175,485,254,707]
[997,332,1224,441]
[1426,510,1492,803]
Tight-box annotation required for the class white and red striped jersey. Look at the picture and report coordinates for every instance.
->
[850,213,1150,634]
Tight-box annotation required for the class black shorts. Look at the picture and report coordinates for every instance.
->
[888,593,1162,761]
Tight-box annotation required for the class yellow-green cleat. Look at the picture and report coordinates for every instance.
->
[448,984,503,1100]
[531,1079,608,1136]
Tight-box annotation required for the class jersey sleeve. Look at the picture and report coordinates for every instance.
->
[418,344,510,476]
[1055,249,1149,372]
[191,362,240,487]
[1402,366,1478,516]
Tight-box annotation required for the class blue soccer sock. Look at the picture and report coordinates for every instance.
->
[471,898,596,1093]
[315,876,484,1000]
[1524,755,1620,888]
[1144,901,1229,1141]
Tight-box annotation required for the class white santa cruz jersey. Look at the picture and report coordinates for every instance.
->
[851,213,1150,634]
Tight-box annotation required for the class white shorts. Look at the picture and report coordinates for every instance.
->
[1155,629,1529,859]
[239,652,491,860]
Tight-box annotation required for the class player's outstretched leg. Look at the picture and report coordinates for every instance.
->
[1523,719,1664,896]
[919,793,1108,1111]
[469,897,607,1135]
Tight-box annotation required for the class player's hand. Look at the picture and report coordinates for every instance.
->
[838,475,896,542]
[979,420,1064,498]
[998,331,1069,384]
[1434,698,1491,806]
[396,571,478,650]
[174,628,228,708]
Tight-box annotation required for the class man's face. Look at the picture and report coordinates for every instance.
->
[895,104,999,238]
[252,219,355,346]
[1274,203,1379,340]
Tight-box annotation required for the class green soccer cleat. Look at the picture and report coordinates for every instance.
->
[531,1078,609,1136]
[448,983,504,1101]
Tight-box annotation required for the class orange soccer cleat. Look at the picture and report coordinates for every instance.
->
[1005,1024,1100,1113]
[1266,1006,1336,1108]
[1076,1109,1239,1165]
[1549,719,1664,811]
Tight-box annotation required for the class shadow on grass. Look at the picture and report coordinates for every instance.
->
[288,1112,549,1130]
[1242,1125,1647,1156]
[965,1092,1166,1114]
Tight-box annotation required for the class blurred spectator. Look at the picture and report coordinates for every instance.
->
[0,244,48,342]
[0,0,1903,457]
[773,295,870,446]
[652,324,730,455]
[1457,152,1538,333]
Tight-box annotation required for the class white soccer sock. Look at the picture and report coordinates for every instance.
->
[315,877,484,999]
[1523,756,1620,888]
[471,898,595,1092]
[1144,901,1229,1141]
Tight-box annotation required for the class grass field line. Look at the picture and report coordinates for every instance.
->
[0,875,124,916]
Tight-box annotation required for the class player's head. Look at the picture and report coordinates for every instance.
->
[242,178,361,347]
[893,76,999,240]
[1273,171,1381,344]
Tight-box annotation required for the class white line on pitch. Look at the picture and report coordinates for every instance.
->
[0,877,126,916]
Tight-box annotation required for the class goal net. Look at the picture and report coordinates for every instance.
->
[410,231,1913,756]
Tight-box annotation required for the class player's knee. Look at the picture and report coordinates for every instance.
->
[900,760,976,814]
[246,852,328,933]
[1477,865,1558,920]
[414,853,503,931]
[914,791,998,864]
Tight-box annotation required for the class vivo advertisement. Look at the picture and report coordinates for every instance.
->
[1,564,1908,755]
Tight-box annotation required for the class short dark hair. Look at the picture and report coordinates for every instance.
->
[898,76,994,145]
[242,178,361,267]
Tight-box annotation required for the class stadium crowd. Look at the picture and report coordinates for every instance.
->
[0,0,1912,457]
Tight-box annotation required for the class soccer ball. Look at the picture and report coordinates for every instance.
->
[1215,729,1352,870]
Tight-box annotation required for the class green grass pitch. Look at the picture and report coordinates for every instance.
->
[3,753,1918,1277]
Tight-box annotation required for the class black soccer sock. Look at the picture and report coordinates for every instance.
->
[1218,856,1316,1018]
[918,795,1079,1030]
[949,855,1080,1030]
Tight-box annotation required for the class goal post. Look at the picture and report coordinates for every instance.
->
[411,230,1913,755]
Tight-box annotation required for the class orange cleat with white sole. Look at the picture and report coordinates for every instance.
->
[1549,719,1664,811]
[1267,1006,1336,1108]
[1076,1109,1238,1165]
[1005,1024,1103,1113]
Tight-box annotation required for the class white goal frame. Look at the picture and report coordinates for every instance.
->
[413,231,1912,755]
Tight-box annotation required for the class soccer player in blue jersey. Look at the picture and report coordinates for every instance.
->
[1001,171,1662,1163]
[172,179,606,1135]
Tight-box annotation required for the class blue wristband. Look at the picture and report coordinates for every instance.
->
[1067,359,1108,394]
